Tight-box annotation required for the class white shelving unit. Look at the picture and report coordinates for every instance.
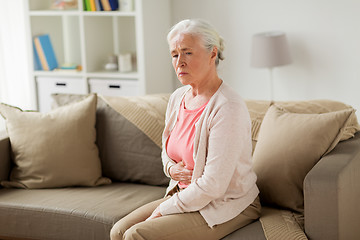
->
[25,0,173,112]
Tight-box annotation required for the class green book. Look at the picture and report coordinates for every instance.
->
[84,0,90,11]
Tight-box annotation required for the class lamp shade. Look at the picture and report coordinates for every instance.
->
[251,31,292,68]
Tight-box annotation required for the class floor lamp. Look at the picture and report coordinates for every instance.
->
[251,31,292,102]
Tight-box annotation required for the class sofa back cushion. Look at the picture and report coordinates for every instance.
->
[52,94,170,186]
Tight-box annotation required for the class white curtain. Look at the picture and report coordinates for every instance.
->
[0,0,32,130]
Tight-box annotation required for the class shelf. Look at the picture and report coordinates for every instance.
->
[82,11,136,17]
[34,70,84,78]
[87,71,139,79]
[33,70,138,79]
[29,10,80,16]
[29,10,136,17]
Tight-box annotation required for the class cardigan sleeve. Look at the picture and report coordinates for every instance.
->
[159,99,253,215]
[161,87,188,178]
[161,92,176,178]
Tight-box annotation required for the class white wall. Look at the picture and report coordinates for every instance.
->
[170,0,360,115]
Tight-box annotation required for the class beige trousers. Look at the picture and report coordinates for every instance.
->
[110,196,261,240]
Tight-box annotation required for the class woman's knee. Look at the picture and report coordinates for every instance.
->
[122,224,147,240]
[110,227,121,240]
[110,221,127,240]
[111,220,149,240]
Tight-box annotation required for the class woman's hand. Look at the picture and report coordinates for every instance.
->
[169,161,193,185]
[146,206,162,221]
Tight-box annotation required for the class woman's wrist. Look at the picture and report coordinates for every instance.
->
[168,165,174,178]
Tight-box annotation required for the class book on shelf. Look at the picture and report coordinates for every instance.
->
[89,0,96,11]
[85,0,120,11]
[33,34,58,71]
[85,0,106,11]
[84,0,91,11]
[53,64,82,73]
[108,0,119,10]
[33,43,42,70]
[95,0,103,11]
[100,0,111,11]
[60,63,78,70]
[100,0,118,11]
[83,0,88,10]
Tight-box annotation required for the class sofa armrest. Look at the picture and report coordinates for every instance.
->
[304,132,360,240]
[0,130,10,184]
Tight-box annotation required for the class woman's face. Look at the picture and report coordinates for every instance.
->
[169,33,216,86]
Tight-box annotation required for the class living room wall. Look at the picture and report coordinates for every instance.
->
[1,0,360,132]
[170,0,360,115]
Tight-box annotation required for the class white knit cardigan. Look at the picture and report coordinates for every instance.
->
[159,82,259,227]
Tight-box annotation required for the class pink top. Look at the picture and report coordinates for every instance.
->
[166,98,208,188]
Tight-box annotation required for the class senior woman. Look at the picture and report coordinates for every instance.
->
[110,19,260,240]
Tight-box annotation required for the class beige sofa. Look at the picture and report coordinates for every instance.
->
[0,94,359,240]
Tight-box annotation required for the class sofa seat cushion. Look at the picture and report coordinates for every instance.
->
[0,183,166,240]
[221,221,266,240]
[259,207,307,240]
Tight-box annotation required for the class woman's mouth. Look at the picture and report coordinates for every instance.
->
[178,72,188,77]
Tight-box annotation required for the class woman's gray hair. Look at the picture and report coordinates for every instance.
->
[167,19,225,66]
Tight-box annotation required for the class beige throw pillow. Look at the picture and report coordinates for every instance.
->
[0,94,111,189]
[252,105,354,213]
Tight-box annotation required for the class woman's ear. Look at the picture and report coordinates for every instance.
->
[211,46,218,59]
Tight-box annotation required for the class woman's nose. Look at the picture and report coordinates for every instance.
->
[176,54,185,67]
